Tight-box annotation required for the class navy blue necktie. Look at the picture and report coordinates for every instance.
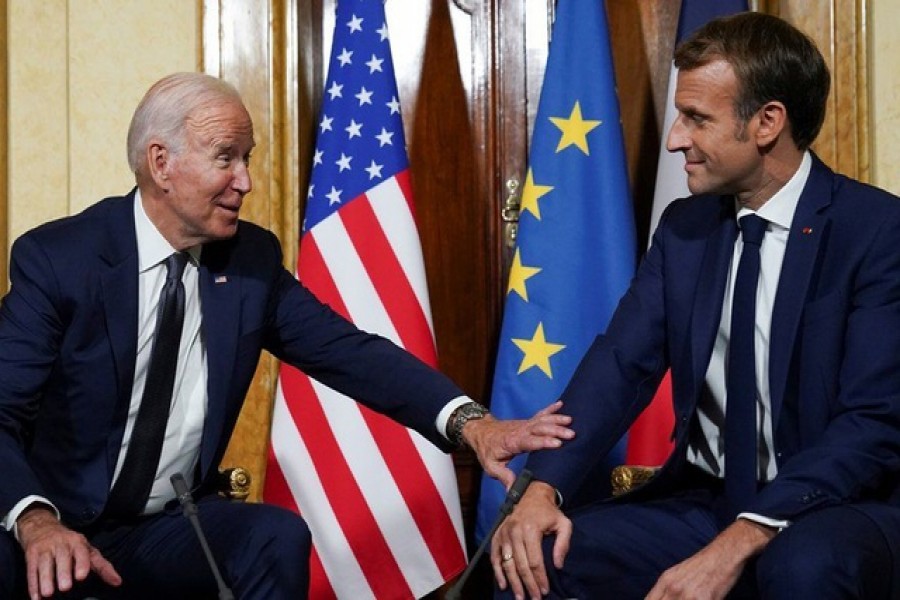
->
[107,252,188,516]
[724,214,767,519]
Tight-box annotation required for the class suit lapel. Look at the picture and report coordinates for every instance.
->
[688,200,738,400]
[98,192,140,469]
[197,248,241,476]
[768,156,832,426]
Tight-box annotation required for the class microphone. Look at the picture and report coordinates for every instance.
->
[445,469,534,600]
[170,473,235,600]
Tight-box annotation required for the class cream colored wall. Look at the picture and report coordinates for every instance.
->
[871,2,900,196]
[7,0,199,245]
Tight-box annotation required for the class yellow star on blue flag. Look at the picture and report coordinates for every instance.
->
[477,0,637,541]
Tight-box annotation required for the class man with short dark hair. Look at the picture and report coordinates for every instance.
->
[492,13,900,599]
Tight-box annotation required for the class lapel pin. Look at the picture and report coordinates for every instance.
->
[215,275,228,284]
[802,227,813,235]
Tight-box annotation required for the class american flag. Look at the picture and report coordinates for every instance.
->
[264,1,466,597]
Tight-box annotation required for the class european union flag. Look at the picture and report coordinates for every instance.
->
[476,0,637,539]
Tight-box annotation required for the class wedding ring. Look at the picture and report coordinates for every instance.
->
[502,553,513,562]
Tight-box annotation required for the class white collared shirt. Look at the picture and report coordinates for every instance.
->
[688,152,812,485]
[118,190,208,513]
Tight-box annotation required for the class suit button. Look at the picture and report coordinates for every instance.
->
[81,508,97,521]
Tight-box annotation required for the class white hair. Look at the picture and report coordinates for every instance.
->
[126,72,243,177]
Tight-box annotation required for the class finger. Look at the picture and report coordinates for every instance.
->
[526,423,575,442]
[54,545,74,592]
[490,535,509,590]
[531,413,574,427]
[503,551,527,600]
[535,400,564,416]
[523,531,550,596]
[552,518,572,569]
[90,548,123,587]
[35,550,57,599]
[71,538,93,582]
[490,463,516,489]
[510,537,541,600]
[26,554,40,600]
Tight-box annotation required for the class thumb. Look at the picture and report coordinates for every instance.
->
[492,463,516,489]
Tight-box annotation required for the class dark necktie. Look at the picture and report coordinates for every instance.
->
[724,214,767,519]
[107,252,188,516]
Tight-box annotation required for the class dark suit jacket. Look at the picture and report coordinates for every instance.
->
[0,190,462,529]
[528,154,900,524]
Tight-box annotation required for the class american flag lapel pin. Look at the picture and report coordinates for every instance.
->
[802,227,813,235]
[215,275,228,284]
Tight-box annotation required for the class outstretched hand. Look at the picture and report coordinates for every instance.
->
[17,505,121,599]
[463,400,574,488]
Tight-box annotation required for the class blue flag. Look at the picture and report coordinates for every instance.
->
[476,0,636,540]
[676,0,748,40]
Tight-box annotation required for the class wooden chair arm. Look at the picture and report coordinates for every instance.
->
[216,467,252,501]
[611,465,659,496]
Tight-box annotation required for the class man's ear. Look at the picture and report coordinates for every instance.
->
[146,142,171,190]
[755,101,788,147]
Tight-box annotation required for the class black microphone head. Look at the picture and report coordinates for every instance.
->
[170,472,192,505]
[507,469,534,504]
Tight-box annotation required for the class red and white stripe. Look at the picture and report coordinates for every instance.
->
[266,171,465,599]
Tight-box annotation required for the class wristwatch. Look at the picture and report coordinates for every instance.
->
[447,402,489,446]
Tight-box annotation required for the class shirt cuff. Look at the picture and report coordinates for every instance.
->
[737,512,791,532]
[436,396,476,441]
[2,496,61,542]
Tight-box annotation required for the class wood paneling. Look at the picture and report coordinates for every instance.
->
[759,0,870,181]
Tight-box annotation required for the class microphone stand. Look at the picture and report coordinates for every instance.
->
[445,469,534,600]
[170,473,235,600]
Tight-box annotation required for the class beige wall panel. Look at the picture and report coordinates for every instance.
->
[871,1,900,195]
[7,0,68,243]
[67,0,200,212]
[7,0,199,249]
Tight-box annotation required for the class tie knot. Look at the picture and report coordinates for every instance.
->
[165,252,189,282]
[739,214,767,247]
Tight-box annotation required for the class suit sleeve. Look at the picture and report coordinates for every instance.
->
[0,234,65,515]
[525,207,673,499]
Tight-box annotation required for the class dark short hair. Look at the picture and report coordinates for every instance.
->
[674,12,830,150]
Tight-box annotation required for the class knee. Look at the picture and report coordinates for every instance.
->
[756,514,891,598]
[250,506,311,563]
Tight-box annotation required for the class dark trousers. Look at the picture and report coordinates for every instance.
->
[1,496,311,599]
[496,484,899,599]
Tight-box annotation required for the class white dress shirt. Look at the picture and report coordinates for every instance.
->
[687,152,812,526]
[117,191,208,514]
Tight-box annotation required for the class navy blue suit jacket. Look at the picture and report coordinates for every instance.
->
[0,191,462,529]
[528,155,900,523]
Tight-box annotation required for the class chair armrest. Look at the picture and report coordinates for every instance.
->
[216,467,252,501]
[611,465,659,496]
